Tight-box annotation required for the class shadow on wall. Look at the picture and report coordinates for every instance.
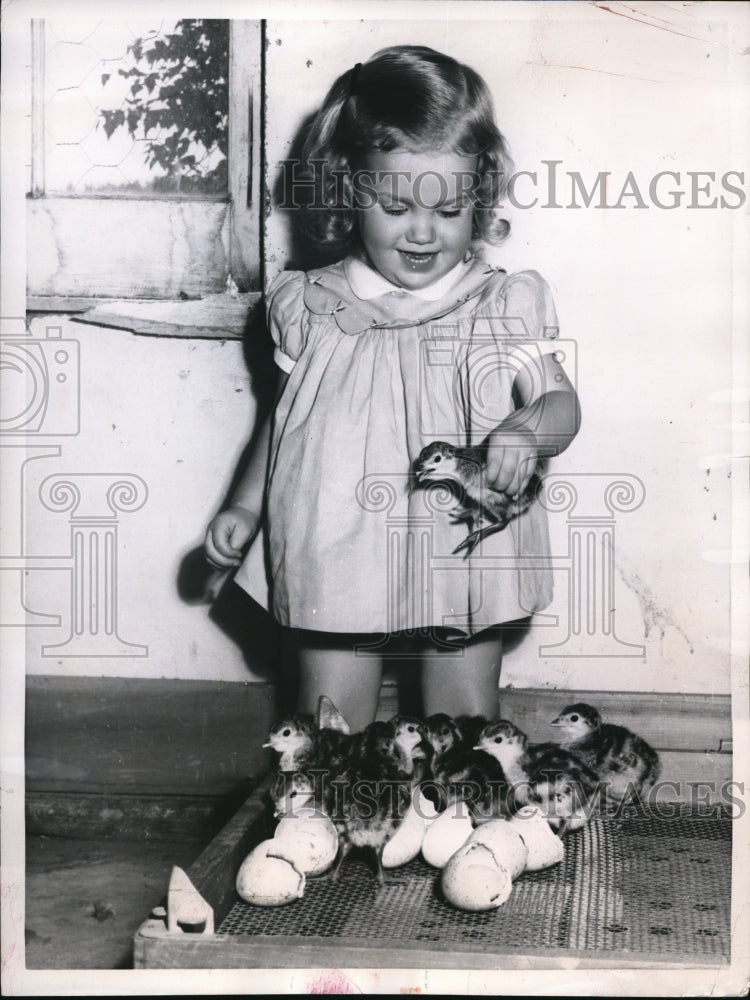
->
[272,110,348,273]
[175,296,283,685]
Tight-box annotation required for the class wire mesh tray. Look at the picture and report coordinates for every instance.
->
[134,779,731,970]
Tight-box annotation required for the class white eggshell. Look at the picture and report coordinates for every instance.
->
[235,839,305,906]
[441,842,513,911]
[273,809,339,875]
[421,805,475,869]
[507,805,565,871]
[382,789,438,869]
[465,818,529,880]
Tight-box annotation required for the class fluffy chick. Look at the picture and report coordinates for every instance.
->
[391,714,433,784]
[412,441,544,555]
[424,713,462,764]
[475,719,600,836]
[263,713,317,773]
[428,714,509,820]
[550,703,661,803]
[326,720,417,883]
[263,712,354,818]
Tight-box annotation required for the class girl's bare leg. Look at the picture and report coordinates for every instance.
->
[293,630,383,732]
[420,628,503,719]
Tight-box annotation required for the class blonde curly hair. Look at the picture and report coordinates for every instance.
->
[295,45,514,252]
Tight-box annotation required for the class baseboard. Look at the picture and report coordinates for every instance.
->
[25,788,255,842]
[26,676,733,839]
[26,676,278,797]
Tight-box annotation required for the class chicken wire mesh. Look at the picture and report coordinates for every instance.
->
[218,812,731,962]
[31,19,228,195]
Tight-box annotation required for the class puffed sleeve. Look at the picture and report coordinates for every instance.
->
[500,270,559,344]
[474,268,572,406]
[266,270,309,374]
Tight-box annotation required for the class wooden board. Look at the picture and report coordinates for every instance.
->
[74,291,262,340]
[377,684,732,752]
[25,676,277,797]
[27,198,231,300]
[25,790,245,842]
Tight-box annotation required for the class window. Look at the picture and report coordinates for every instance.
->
[26,19,262,335]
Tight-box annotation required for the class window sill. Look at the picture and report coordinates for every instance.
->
[61,291,263,340]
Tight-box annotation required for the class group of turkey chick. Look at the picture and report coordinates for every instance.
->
[262,698,661,886]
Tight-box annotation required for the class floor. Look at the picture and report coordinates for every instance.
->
[25,835,205,969]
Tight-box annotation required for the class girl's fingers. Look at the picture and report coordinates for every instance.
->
[513,455,537,497]
[230,518,256,551]
[489,450,520,494]
[205,524,242,567]
[489,449,536,497]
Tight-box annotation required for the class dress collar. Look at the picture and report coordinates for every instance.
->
[345,256,472,302]
[302,256,506,335]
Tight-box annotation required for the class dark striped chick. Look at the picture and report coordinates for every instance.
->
[391,714,433,785]
[429,714,510,821]
[313,695,364,792]
[475,720,600,836]
[550,703,661,803]
[423,713,463,812]
[263,712,354,815]
[425,713,462,763]
[326,720,417,884]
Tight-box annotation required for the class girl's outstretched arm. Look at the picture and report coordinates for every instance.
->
[485,354,581,497]
[204,373,288,569]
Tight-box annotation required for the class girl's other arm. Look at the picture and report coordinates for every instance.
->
[204,373,288,568]
[485,354,581,497]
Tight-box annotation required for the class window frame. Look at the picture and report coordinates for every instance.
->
[26,19,263,322]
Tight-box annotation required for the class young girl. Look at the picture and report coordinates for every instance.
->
[205,46,580,731]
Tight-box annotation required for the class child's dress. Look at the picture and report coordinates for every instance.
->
[234,255,561,638]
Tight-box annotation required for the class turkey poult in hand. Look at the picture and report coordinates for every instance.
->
[412,441,544,556]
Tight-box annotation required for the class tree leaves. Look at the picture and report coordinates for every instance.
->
[98,19,228,192]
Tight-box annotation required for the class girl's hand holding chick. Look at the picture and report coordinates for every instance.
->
[485,425,541,499]
[204,505,261,569]
[486,352,581,498]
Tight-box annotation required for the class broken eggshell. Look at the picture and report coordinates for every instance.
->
[382,788,438,869]
[235,839,306,906]
[421,803,475,869]
[441,841,515,911]
[440,820,529,911]
[272,808,339,876]
[507,804,565,871]
[464,818,529,879]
